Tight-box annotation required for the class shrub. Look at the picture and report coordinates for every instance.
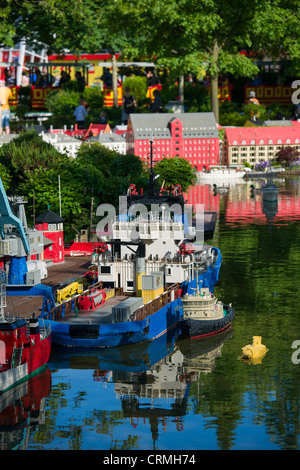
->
[44,89,80,114]
[122,76,148,105]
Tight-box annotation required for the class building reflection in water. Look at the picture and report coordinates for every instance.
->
[224,179,300,225]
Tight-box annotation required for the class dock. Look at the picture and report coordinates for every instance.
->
[6,256,92,319]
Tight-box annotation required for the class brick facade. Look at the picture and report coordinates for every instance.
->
[126,112,219,171]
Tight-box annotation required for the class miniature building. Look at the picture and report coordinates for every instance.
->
[89,131,126,154]
[126,112,219,171]
[35,209,64,264]
[223,125,300,167]
[0,134,18,148]
[40,132,82,157]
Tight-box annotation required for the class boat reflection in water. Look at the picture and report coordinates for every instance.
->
[0,367,52,450]
[49,326,233,448]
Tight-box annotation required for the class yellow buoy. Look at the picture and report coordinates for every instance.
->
[240,336,268,364]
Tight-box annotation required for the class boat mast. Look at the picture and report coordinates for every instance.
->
[148,140,156,198]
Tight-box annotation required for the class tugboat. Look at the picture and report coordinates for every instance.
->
[262,182,278,202]
[0,270,51,394]
[44,142,223,348]
[178,279,234,339]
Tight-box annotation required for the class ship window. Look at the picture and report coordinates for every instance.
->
[100,266,111,274]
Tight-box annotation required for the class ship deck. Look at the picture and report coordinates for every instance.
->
[6,256,92,319]
[56,295,129,325]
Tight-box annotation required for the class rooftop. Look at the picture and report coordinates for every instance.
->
[225,125,300,146]
[129,112,218,140]
[35,209,64,224]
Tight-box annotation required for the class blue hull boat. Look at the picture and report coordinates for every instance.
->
[45,151,222,349]
[47,247,222,348]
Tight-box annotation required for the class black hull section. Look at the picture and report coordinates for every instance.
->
[178,306,234,339]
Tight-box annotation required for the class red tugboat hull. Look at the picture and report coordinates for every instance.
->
[0,318,52,394]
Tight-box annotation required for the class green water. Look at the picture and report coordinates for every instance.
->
[201,178,300,450]
[2,178,299,451]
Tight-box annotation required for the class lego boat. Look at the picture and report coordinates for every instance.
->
[178,282,234,339]
[240,336,268,364]
[47,241,222,348]
[44,148,222,348]
[198,166,246,181]
[262,182,278,202]
[0,271,51,394]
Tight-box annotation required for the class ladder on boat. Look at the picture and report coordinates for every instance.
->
[12,346,23,368]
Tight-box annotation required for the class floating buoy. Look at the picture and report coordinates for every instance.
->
[240,336,268,364]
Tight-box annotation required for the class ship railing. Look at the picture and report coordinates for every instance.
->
[130,283,181,322]
[2,313,23,323]
[43,281,104,321]
[5,277,39,286]
[115,212,180,223]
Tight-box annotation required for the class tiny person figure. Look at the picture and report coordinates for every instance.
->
[74,99,89,129]
[122,87,136,125]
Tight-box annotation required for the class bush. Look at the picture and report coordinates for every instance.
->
[122,76,148,105]
[243,102,268,122]
[83,86,104,109]
[184,83,211,112]
[219,111,247,126]
[154,156,197,192]
[44,88,80,114]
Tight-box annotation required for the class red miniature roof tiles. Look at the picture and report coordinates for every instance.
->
[225,125,300,146]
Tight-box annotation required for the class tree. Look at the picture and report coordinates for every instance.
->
[21,167,88,233]
[0,129,69,192]
[0,129,89,230]
[72,143,148,208]
[117,0,265,123]
[103,0,300,121]
[154,156,197,192]
[5,0,300,119]
[274,146,300,168]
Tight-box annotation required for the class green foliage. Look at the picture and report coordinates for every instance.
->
[43,114,76,129]
[266,102,292,120]
[72,144,148,208]
[101,106,122,128]
[0,130,67,192]
[219,112,247,127]
[243,102,268,122]
[274,146,300,167]
[0,130,87,233]
[184,83,211,112]
[122,76,148,105]
[83,86,104,110]
[0,163,12,191]
[154,156,197,192]
[22,167,88,230]
[44,87,106,128]
[44,89,80,115]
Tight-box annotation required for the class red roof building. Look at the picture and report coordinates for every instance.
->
[49,123,111,140]
[223,124,300,167]
[126,112,219,171]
